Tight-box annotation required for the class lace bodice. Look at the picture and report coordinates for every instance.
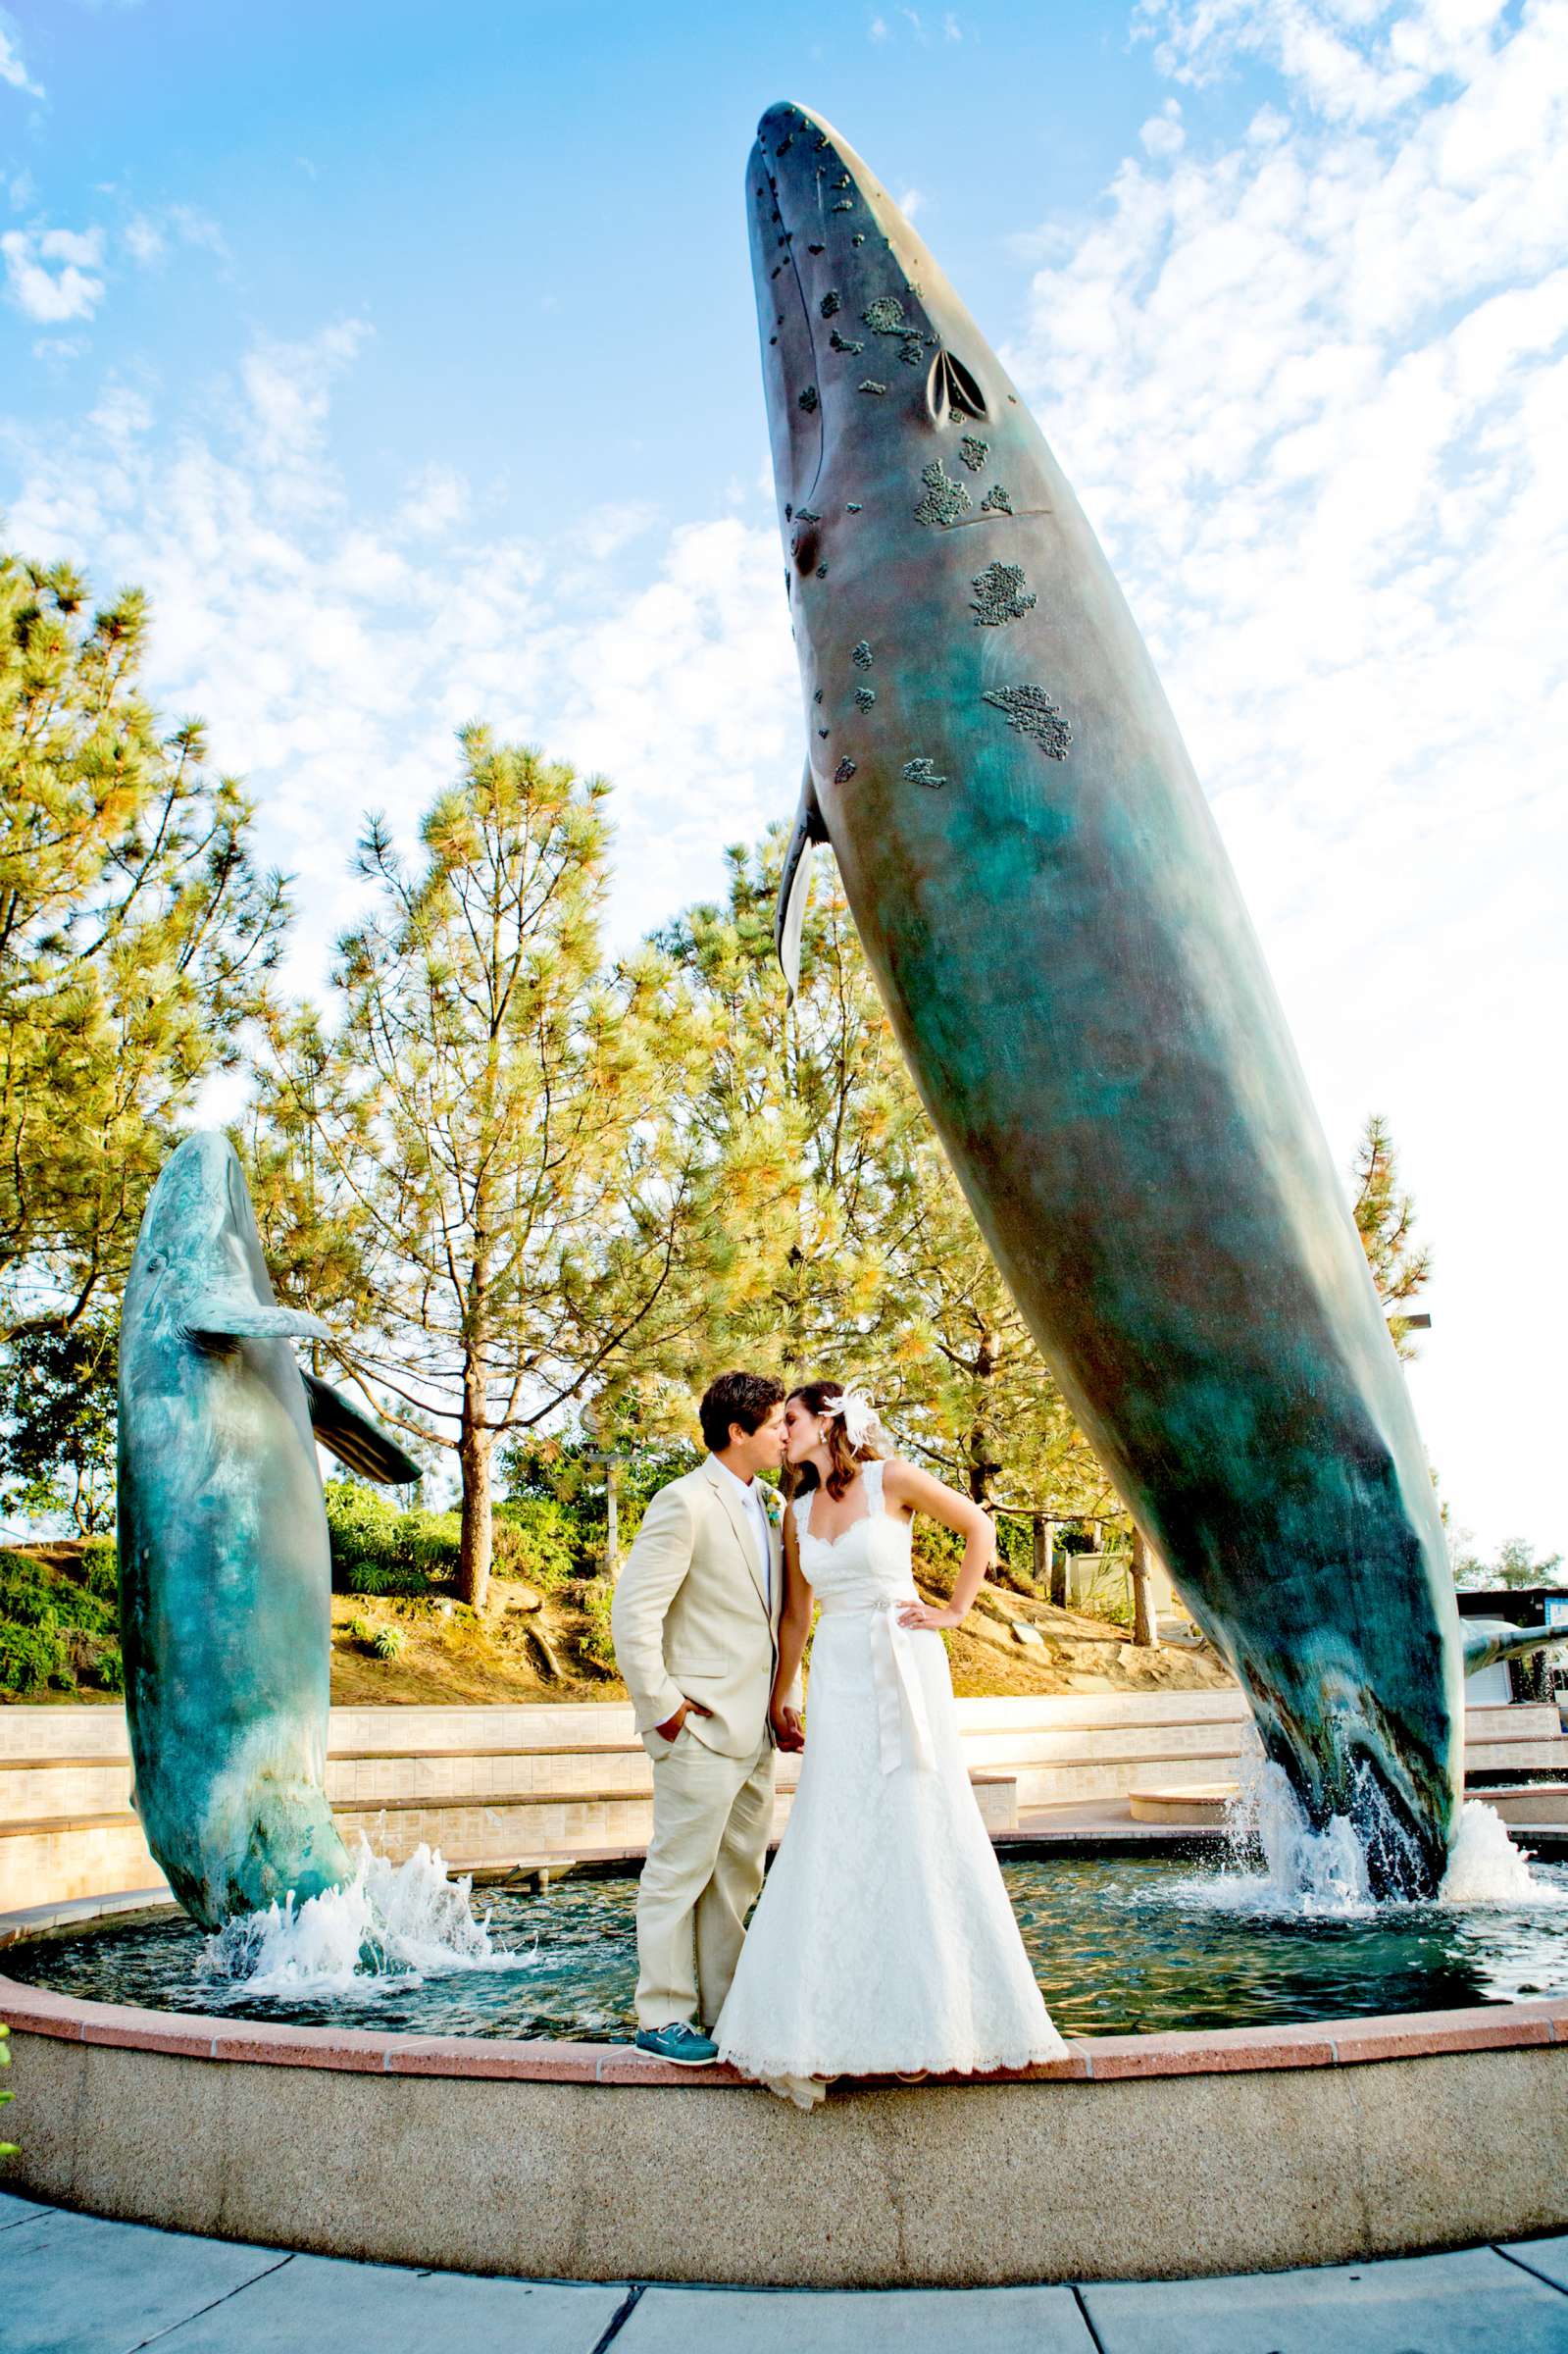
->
[791,1459,917,1610]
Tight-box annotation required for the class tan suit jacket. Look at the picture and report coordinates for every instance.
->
[611,1458,785,1760]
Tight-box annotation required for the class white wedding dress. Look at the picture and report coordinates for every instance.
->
[714,1459,1067,2108]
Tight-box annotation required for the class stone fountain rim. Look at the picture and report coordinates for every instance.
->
[4,1884,1567,2089]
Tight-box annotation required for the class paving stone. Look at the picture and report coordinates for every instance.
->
[617,2282,1098,2352]
[153,2247,628,2354]
[1503,2237,1568,2295]
[0,2186,55,2229]
[1081,2243,1568,2353]
[1,2206,288,2354]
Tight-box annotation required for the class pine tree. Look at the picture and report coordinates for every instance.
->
[1350,1114,1432,1358]
[885,1132,1123,1544]
[0,551,288,1342]
[253,729,731,1609]
[654,830,929,1390]
[660,832,1120,1552]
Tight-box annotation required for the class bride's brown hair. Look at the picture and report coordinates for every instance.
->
[786,1379,883,1502]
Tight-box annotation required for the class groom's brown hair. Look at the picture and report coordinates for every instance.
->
[699,1370,784,1454]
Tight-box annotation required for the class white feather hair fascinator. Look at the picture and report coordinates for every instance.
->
[832,1385,885,1451]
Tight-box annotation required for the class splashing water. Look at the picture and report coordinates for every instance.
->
[1223,1748,1372,1916]
[1217,1737,1565,1918]
[199,1841,533,2000]
[1440,1799,1561,1906]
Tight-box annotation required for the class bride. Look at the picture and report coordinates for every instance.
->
[713,1378,1067,2107]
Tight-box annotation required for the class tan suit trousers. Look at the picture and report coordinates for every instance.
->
[634,1724,775,2031]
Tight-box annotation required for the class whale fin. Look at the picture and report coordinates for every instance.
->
[775,759,829,999]
[303,1371,422,1486]
[1462,1620,1561,1677]
[184,1296,331,1347]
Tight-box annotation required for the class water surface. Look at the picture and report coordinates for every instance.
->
[11,1850,1568,2043]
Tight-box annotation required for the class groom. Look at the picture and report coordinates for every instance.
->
[610,1370,800,2065]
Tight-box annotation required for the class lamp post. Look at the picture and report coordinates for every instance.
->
[583,1451,625,1582]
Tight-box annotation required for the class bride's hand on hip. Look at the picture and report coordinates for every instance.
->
[896,1601,963,1630]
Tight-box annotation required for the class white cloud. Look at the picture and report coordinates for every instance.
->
[1,225,106,322]
[1,317,798,1001]
[124,202,228,270]
[123,215,163,267]
[1134,0,1514,120]
[238,318,371,473]
[395,460,472,539]
[869,14,890,37]
[0,27,42,99]
[1010,0,1568,1554]
[1140,98,1187,155]
[898,185,926,220]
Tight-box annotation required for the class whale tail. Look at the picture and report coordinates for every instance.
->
[1462,1620,1562,1679]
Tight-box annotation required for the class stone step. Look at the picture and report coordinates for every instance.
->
[0,1817,170,1915]
[1128,1784,1236,1825]
[1481,1784,1568,1826]
[0,1761,135,1821]
[0,1766,1022,1909]
[1129,1779,1568,1829]
[3,1691,1556,1764]
[7,1713,1566,1822]
[1463,1739,1568,1772]
[1017,1754,1244,1807]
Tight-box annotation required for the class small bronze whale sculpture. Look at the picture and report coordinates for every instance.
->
[118,1131,419,1927]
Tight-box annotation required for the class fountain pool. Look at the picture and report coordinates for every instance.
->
[7,1815,1568,2287]
[8,1831,1568,2044]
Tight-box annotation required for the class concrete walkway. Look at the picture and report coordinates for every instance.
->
[7,2191,1568,2354]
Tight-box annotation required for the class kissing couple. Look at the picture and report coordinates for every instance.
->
[609,1369,1067,2108]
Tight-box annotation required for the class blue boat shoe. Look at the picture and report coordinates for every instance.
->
[634,2021,720,2066]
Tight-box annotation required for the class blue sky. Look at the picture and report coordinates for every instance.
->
[3,0,1565,1563]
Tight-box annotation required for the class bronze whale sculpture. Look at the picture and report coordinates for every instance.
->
[749,100,1473,1897]
[118,1131,419,1927]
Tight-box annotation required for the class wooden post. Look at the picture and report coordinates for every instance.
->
[1131,1526,1156,1648]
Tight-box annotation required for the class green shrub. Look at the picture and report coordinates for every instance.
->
[338,1554,430,1598]
[324,1481,449,1597]
[578,1576,617,1672]
[325,1480,582,1598]
[0,2019,17,2159]
[0,1618,72,1694]
[79,1538,121,1604]
[0,1545,123,1696]
[371,1623,404,1661]
[913,1517,965,1575]
[493,1497,577,1592]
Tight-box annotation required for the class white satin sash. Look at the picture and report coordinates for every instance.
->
[820,1593,934,1775]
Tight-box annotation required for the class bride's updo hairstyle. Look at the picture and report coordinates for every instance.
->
[787,1379,885,1501]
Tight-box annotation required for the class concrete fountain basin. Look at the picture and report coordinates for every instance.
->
[3,1885,1567,2288]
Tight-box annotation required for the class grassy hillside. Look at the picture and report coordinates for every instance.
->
[1,1487,1235,1707]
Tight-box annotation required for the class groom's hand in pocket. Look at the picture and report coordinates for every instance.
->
[655,1696,713,1742]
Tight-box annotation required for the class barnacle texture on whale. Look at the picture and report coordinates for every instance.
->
[749,99,1464,1899]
